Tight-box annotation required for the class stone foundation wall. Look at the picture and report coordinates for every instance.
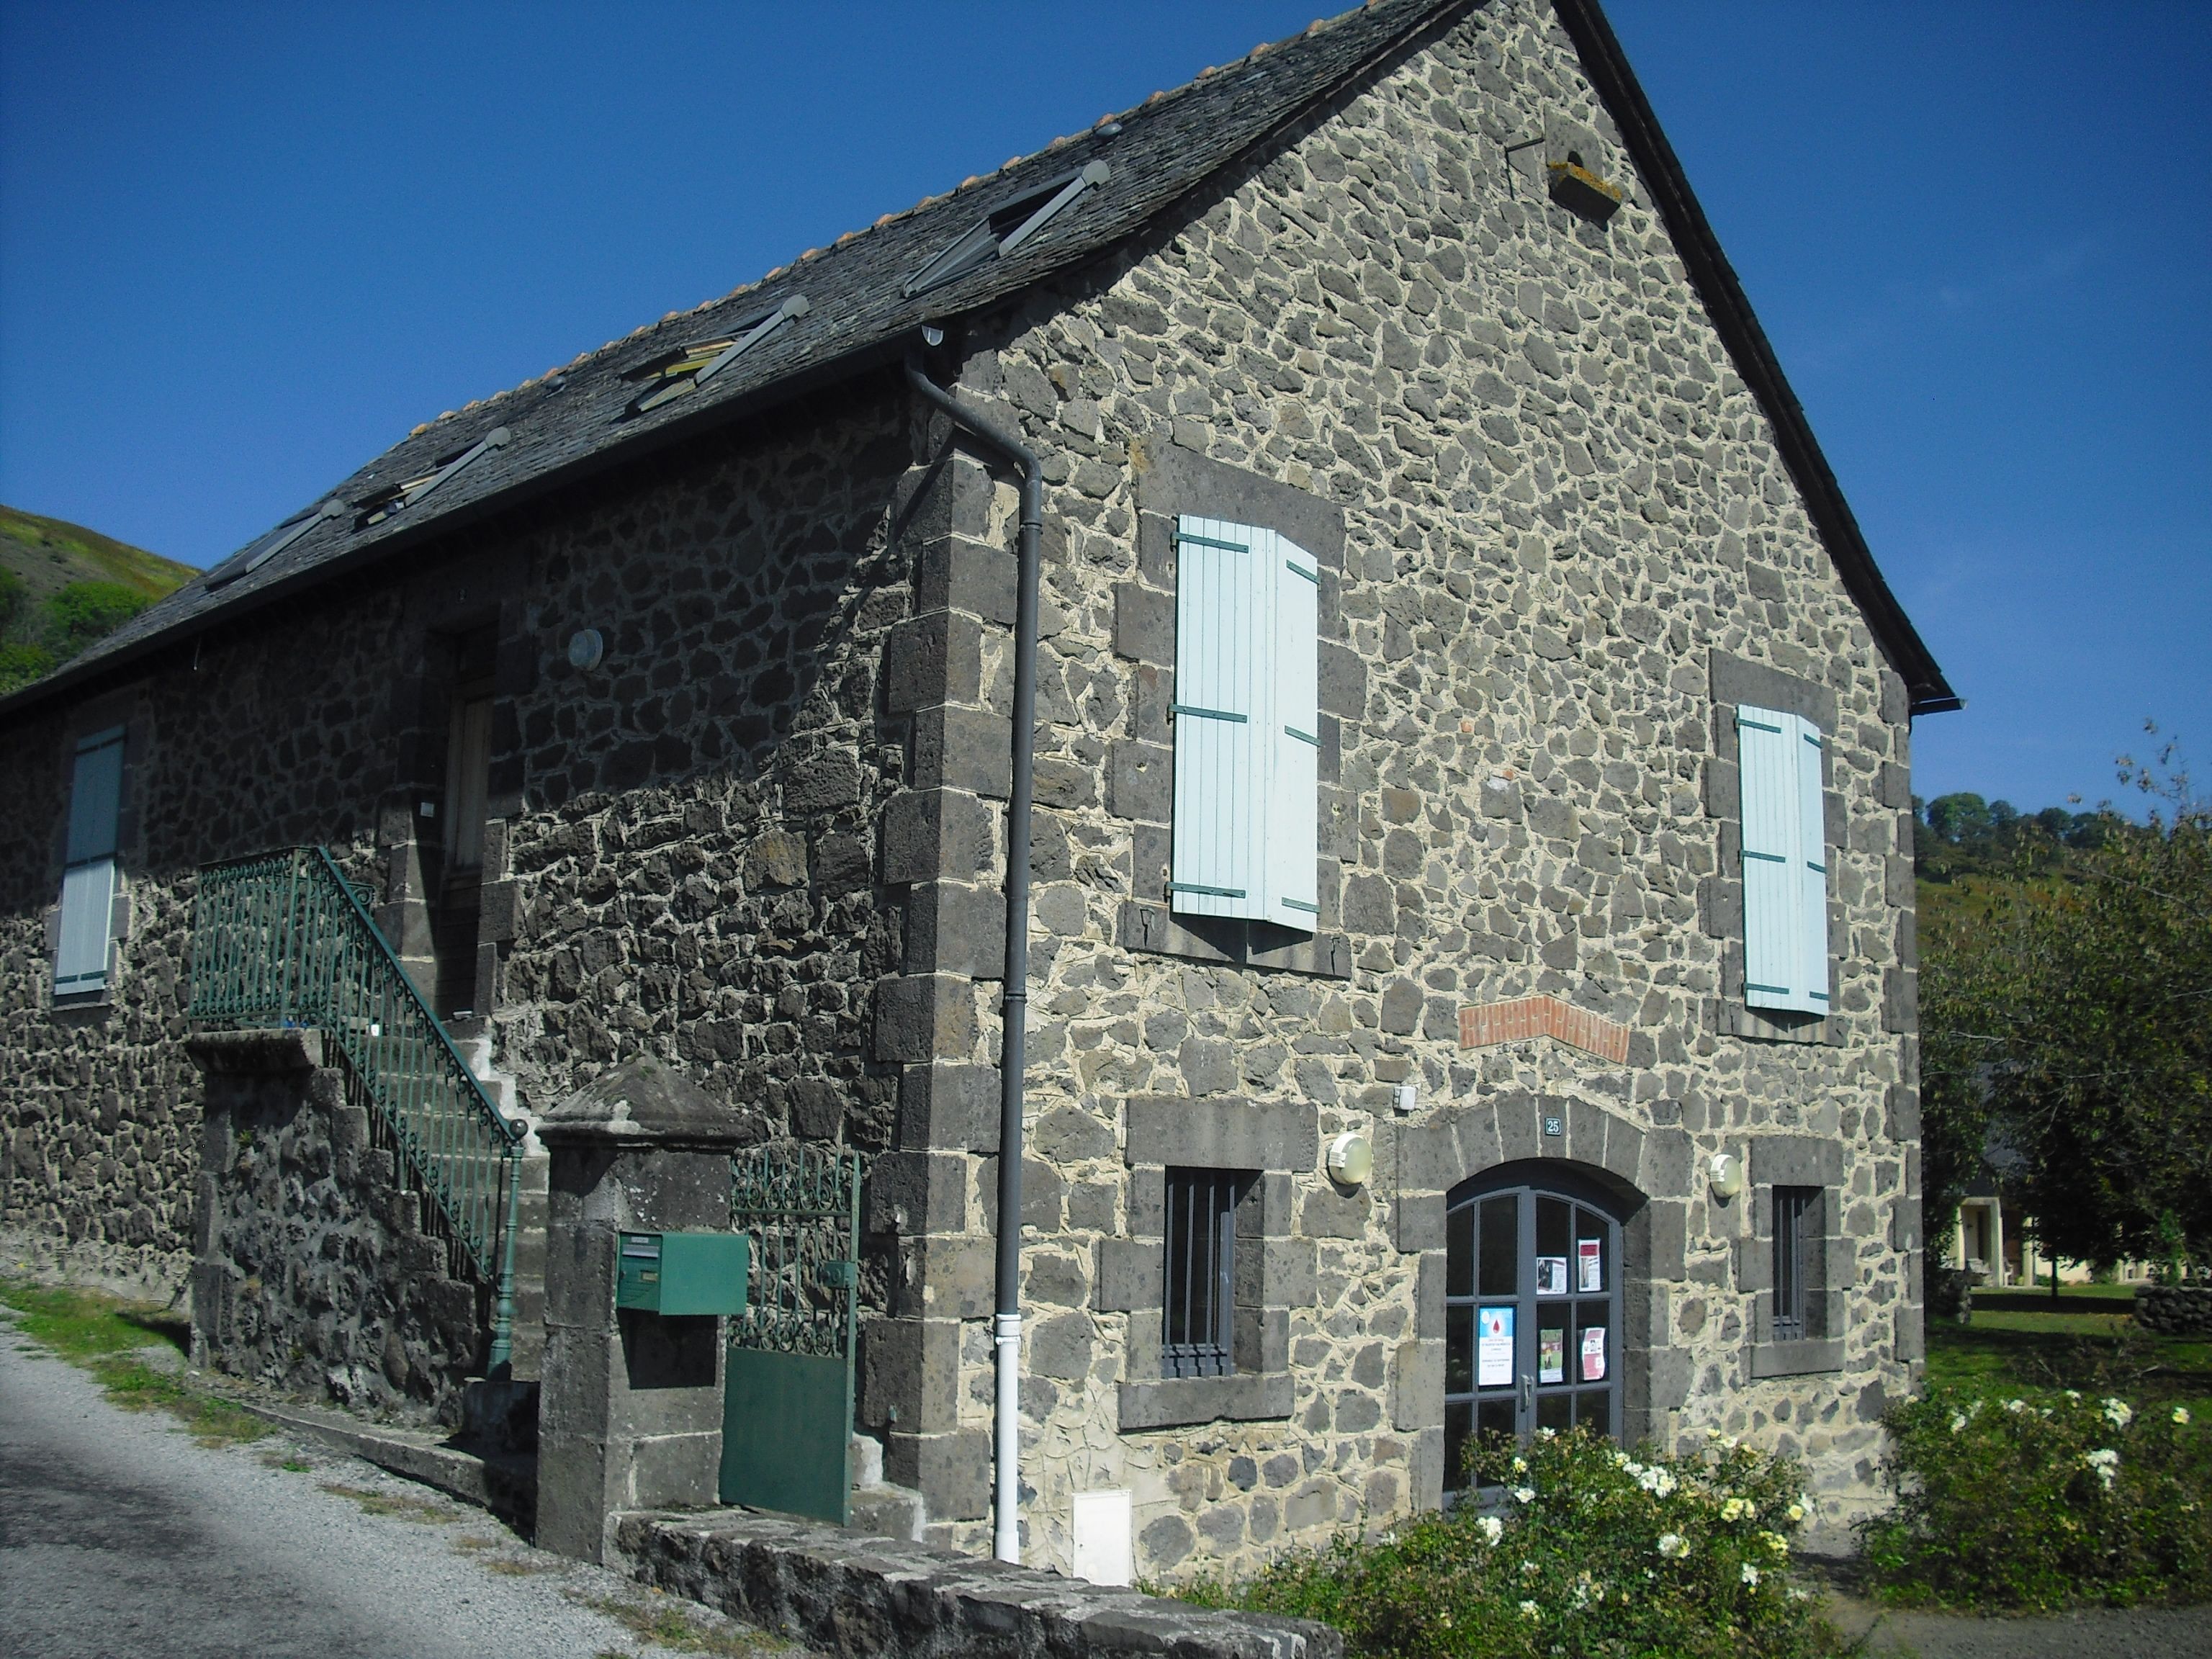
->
[189,1029,493,1424]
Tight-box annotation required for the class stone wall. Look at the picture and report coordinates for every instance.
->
[0,385,921,1260]
[188,1028,495,1424]
[2134,1285,2212,1338]
[858,0,1921,1573]
[619,1507,1341,1659]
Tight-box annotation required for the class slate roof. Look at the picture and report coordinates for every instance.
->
[4,0,1955,718]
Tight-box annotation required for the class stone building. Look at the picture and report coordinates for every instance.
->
[0,0,1953,1576]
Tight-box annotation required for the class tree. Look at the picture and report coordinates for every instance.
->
[1920,734,2212,1271]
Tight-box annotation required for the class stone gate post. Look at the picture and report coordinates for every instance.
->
[536,1056,749,1563]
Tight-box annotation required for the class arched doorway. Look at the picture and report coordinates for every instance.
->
[1444,1164,1631,1493]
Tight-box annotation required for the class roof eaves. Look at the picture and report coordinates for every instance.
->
[1552,0,1958,717]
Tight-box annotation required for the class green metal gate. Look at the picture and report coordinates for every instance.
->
[720,1143,860,1524]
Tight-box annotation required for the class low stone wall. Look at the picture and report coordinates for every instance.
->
[2135,1285,2212,1337]
[616,1509,1341,1659]
[189,1028,493,1425]
[0,1224,190,1303]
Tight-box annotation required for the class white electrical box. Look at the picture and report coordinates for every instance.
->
[1070,1488,1133,1586]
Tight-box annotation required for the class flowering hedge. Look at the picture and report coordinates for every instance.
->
[1178,1427,1844,1658]
[1858,1386,2211,1609]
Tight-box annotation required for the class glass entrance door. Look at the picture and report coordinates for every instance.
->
[1443,1172,1625,1493]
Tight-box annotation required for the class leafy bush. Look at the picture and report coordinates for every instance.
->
[41,579,148,658]
[0,640,55,695]
[1179,1427,1844,1658]
[1858,1384,2212,1609]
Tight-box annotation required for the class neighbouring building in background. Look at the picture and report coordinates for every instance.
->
[0,0,1954,1573]
[1950,1184,2157,1290]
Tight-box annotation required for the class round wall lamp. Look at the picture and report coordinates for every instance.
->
[567,628,605,671]
[1707,1151,1745,1201]
[1326,1132,1375,1189]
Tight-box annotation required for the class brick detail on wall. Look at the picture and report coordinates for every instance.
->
[1457,994,1629,1064]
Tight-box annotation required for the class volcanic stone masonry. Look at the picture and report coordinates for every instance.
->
[0,0,1927,1581]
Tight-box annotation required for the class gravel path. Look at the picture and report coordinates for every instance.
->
[0,1309,804,1658]
[1819,1573,2212,1658]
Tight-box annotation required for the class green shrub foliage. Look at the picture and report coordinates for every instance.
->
[1858,1385,2211,1610]
[1180,1427,1843,1658]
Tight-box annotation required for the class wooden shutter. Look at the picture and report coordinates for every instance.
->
[1269,537,1321,930]
[1794,720,1831,1012]
[1736,705,1827,1015]
[55,728,125,994]
[1171,516,1268,921]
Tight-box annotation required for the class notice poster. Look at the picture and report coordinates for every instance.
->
[1538,1327,1565,1385]
[1581,1326,1607,1382]
[1477,1306,1515,1388]
[1535,1256,1568,1295]
[1578,1238,1603,1292]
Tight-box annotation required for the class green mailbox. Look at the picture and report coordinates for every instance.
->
[616,1231,749,1316]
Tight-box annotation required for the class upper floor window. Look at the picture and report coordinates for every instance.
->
[1169,515,1318,933]
[55,726,124,997]
[1736,703,1829,1014]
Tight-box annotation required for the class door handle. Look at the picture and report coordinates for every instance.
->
[1520,1372,1534,1413]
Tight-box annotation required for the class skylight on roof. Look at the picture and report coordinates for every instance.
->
[205,498,346,590]
[902,161,1110,300]
[624,295,811,416]
[354,426,511,528]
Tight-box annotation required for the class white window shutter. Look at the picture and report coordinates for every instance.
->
[1795,720,1831,1012]
[55,859,117,993]
[1172,516,1269,921]
[56,727,126,995]
[1269,537,1321,930]
[1737,704,1821,1014]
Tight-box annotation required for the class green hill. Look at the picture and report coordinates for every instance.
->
[1,504,197,695]
[1,503,197,606]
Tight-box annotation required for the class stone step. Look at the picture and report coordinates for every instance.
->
[848,1484,927,1542]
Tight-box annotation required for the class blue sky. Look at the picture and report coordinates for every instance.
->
[1,2,2203,813]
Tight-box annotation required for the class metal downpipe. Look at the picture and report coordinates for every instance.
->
[903,360,1041,1565]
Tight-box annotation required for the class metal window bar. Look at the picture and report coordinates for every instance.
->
[1164,1169,1238,1378]
[186,846,526,1367]
[1772,1186,1814,1341]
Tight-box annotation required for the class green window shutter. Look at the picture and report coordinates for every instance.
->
[66,727,125,863]
[1269,537,1320,932]
[1737,704,1821,1014]
[1795,721,1831,1011]
[56,728,125,994]
[1171,516,1270,922]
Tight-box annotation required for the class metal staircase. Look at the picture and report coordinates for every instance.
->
[189,846,531,1372]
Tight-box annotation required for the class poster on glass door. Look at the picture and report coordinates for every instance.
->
[1477,1307,1515,1388]
[1538,1327,1565,1385]
[1578,1238,1603,1292]
[1581,1325,1607,1382]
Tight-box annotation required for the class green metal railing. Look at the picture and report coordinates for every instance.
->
[188,846,526,1370]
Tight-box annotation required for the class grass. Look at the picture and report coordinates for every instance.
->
[574,1591,780,1657]
[1925,1289,2212,1420]
[319,1480,459,1524]
[0,1276,271,1445]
